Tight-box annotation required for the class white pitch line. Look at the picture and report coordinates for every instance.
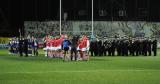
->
[1,70,160,74]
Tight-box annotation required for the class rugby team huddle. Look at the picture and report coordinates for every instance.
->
[43,34,90,61]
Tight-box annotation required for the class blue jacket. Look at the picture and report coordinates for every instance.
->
[62,39,71,49]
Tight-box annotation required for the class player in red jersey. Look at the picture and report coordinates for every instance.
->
[78,35,90,60]
[55,35,64,58]
[50,38,56,58]
[43,34,51,57]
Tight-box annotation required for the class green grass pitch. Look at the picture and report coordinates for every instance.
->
[0,49,160,84]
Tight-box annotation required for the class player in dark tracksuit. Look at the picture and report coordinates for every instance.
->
[101,40,106,56]
[18,38,23,56]
[32,39,39,56]
[142,39,148,56]
[111,40,116,56]
[128,38,135,56]
[98,40,103,56]
[121,40,126,56]
[23,38,29,57]
[70,35,79,61]
[139,39,143,55]
[152,39,157,56]
[124,40,129,56]
[89,41,94,56]
[103,40,108,56]
[107,40,112,56]
[136,38,140,56]
[147,39,152,56]
[117,39,122,56]
[93,40,98,56]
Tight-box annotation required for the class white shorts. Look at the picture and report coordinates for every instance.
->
[56,46,61,50]
[49,47,52,50]
[50,47,55,50]
[69,46,71,51]
[54,47,58,51]
[46,46,50,50]
[81,48,86,51]
[77,47,80,51]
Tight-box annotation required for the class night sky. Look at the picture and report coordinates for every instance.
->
[0,0,160,36]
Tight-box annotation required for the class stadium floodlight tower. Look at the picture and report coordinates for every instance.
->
[91,0,94,36]
[60,0,62,35]
[59,0,94,36]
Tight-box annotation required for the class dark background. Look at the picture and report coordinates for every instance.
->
[0,0,159,37]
